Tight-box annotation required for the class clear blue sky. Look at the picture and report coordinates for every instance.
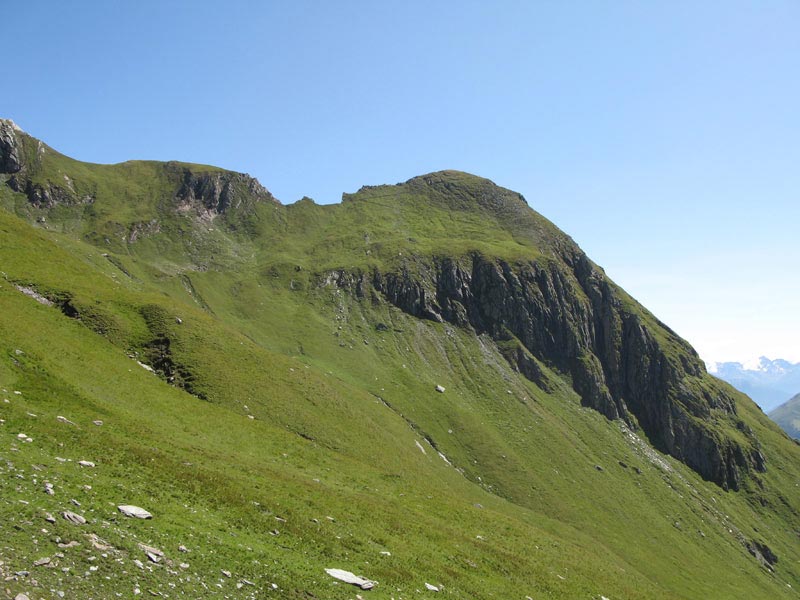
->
[5,1,800,366]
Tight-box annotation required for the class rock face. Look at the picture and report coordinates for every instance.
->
[0,120,92,208]
[174,168,278,219]
[368,249,765,490]
[0,119,23,173]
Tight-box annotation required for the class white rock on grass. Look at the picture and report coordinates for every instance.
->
[138,543,164,564]
[62,511,87,525]
[325,568,376,590]
[88,533,112,551]
[435,385,445,393]
[118,505,152,519]
[425,582,440,592]
[78,460,96,468]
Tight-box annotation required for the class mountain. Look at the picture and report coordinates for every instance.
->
[712,357,800,412]
[1,117,799,598]
[769,393,800,439]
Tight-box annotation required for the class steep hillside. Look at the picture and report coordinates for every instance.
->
[770,394,800,439]
[2,118,800,599]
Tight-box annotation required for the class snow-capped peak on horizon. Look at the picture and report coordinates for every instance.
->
[708,356,800,412]
[746,356,782,372]
[709,356,799,374]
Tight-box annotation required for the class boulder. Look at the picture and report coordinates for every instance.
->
[325,568,376,590]
[425,582,440,592]
[118,505,152,519]
[62,511,86,525]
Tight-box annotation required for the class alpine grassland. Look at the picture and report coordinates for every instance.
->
[1,121,799,599]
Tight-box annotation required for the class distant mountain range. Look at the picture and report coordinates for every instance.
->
[711,357,800,412]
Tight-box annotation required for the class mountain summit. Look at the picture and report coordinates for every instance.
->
[1,121,799,598]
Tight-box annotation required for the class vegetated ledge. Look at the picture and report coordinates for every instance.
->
[320,248,767,492]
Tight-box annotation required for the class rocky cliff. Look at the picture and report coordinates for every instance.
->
[0,119,24,173]
[173,167,278,219]
[330,172,773,493]
[366,250,766,490]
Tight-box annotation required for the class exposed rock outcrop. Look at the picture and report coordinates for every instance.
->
[174,168,278,219]
[0,119,24,173]
[747,539,778,570]
[0,119,92,208]
[368,250,765,490]
[8,177,91,208]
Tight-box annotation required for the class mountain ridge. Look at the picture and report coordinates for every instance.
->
[2,118,800,598]
[769,393,800,439]
[0,118,774,489]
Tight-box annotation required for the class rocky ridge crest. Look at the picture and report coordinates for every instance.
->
[173,167,278,220]
[0,118,277,217]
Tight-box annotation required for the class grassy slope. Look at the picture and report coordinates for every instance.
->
[0,209,668,600]
[2,147,800,599]
[769,394,800,439]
